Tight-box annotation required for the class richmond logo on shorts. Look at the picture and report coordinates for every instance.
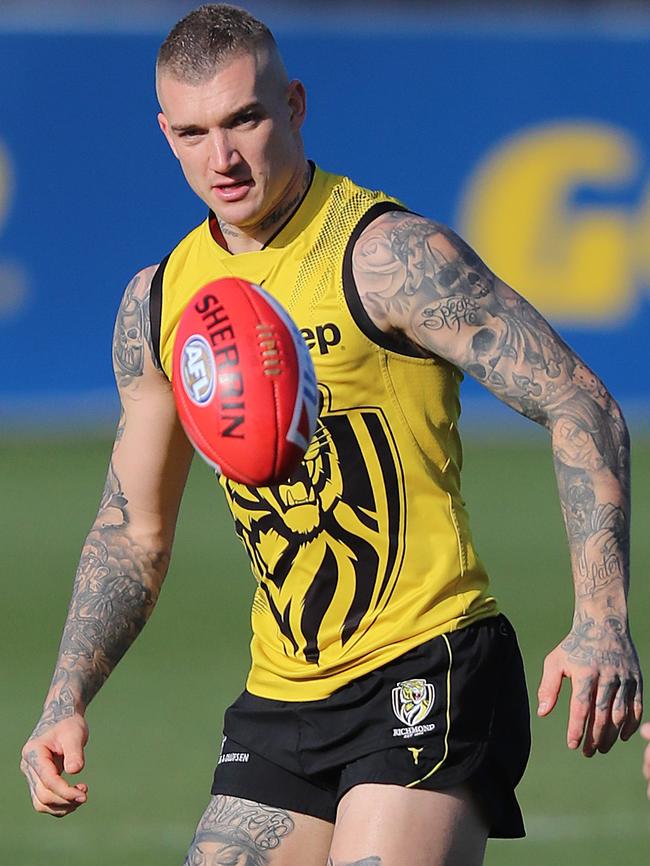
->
[391,678,436,739]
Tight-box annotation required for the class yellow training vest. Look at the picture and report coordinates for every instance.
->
[154,165,497,700]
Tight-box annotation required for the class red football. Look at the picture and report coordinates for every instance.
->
[172,277,319,486]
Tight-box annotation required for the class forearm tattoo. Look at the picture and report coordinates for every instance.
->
[33,271,169,730]
[183,797,295,866]
[354,213,631,619]
[31,671,75,737]
[41,464,168,716]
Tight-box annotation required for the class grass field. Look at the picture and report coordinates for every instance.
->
[2,433,649,865]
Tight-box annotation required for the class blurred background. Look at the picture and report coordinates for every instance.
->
[1,1,649,864]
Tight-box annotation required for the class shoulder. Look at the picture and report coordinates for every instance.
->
[117,265,159,305]
[353,210,476,280]
[350,211,488,333]
[112,265,163,388]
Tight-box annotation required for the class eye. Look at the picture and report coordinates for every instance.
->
[177,127,206,139]
[232,110,261,128]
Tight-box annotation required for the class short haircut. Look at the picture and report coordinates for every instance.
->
[157,4,276,83]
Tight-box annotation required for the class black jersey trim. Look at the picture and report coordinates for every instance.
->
[149,253,170,377]
[342,202,426,358]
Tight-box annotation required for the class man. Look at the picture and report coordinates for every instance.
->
[20,5,642,865]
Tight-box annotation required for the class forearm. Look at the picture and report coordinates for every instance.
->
[37,523,170,728]
[550,398,632,663]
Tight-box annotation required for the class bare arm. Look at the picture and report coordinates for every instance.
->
[353,210,641,756]
[21,266,194,815]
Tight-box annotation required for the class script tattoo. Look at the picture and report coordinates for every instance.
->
[259,163,312,233]
[183,796,295,866]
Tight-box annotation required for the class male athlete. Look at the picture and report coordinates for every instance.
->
[20,5,642,865]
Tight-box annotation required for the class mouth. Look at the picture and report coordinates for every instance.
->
[212,179,254,202]
[278,481,316,510]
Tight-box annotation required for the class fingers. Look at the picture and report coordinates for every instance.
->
[59,728,86,775]
[21,744,88,817]
[582,676,620,757]
[537,653,564,717]
[567,673,595,751]
[569,673,642,756]
[619,678,643,742]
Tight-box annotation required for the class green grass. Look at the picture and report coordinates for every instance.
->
[2,434,649,865]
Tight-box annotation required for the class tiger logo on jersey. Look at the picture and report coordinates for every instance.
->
[221,385,406,664]
[392,678,436,727]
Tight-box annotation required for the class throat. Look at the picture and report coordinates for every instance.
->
[208,161,314,254]
[209,213,260,253]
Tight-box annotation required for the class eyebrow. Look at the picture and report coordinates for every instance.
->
[170,101,264,135]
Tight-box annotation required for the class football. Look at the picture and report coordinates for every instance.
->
[172,277,319,486]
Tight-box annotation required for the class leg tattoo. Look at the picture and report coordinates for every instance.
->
[183,796,295,866]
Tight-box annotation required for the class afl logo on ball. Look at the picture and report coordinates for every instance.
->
[181,335,216,406]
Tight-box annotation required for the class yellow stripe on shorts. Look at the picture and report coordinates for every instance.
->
[406,633,452,788]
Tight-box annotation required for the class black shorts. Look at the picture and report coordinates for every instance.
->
[212,614,530,838]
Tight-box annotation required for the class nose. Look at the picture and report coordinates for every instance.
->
[207,130,239,174]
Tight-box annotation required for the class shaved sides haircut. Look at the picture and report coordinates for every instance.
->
[157,3,276,83]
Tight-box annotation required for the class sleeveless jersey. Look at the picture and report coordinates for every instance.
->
[153,165,497,701]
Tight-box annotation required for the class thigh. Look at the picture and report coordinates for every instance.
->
[328,783,488,866]
[183,795,333,866]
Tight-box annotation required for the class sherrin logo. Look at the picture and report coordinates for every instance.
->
[392,678,435,729]
[181,334,216,406]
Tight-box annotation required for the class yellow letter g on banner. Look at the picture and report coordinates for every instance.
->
[458,122,638,325]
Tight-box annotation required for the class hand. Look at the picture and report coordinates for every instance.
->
[536,618,642,757]
[20,714,89,817]
[641,722,650,798]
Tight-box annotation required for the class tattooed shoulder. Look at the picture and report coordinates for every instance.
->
[112,265,160,388]
[352,211,494,334]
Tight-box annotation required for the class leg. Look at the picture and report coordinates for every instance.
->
[182,794,333,865]
[327,783,488,866]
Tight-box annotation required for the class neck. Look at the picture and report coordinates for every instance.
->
[216,160,312,254]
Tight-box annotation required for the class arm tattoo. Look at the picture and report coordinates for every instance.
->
[37,461,169,722]
[21,749,42,797]
[562,612,634,669]
[183,796,295,866]
[31,672,75,737]
[112,270,161,387]
[354,213,631,615]
[562,610,640,707]
[32,268,168,733]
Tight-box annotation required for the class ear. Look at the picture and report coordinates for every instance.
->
[287,79,307,131]
[158,112,179,160]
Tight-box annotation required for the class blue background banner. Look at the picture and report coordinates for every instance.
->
[1,29,648,428]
